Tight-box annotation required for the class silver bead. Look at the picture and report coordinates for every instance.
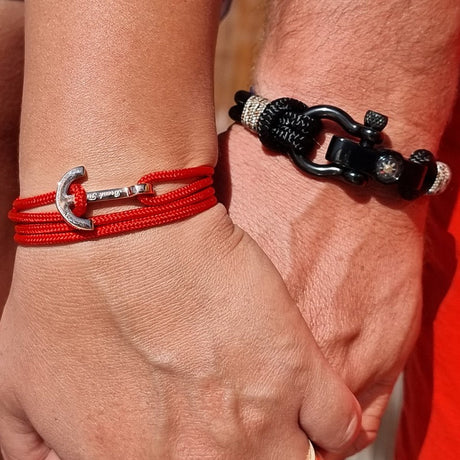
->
[241,95,270,133]
[427,161,452,195]
[375,154,403,183]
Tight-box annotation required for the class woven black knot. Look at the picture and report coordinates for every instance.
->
[257,98,322,155]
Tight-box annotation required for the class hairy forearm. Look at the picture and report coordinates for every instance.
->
[256,0,460,153]
[20,0,221,196]
[230,0,460,264]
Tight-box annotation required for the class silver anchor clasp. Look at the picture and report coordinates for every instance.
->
[55,166,154,231]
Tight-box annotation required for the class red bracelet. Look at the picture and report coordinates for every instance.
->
[9,166,217,246]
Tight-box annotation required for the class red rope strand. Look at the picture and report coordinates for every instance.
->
[10,166,217,246]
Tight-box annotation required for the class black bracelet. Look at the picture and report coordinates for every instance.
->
[229,90,451,200]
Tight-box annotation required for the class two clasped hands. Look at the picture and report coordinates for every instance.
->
[1,0,460,458]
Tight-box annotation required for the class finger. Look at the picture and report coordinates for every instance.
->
[0,413,59,460]
[297,337,362,455]
[344,389,391,456]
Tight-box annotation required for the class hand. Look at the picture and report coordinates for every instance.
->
[218,125,426,455]
[0,205,360,459]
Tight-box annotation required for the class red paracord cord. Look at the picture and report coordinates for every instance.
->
[9,166,217,246]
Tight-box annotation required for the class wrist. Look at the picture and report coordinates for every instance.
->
[18,117,217,197]
[11,203,235,315]
[221,125,426,320]
[221,124,428,229]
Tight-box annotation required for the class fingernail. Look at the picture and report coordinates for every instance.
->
[345,412,360,443]
[328,411,361,454]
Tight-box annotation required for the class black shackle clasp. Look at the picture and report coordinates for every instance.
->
[286,105,388,185]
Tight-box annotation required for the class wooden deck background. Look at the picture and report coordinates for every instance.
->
[215,0,266,132]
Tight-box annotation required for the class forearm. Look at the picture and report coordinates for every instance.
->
[227,0,460,292]
[12,0,233,335]
[20,0,221,197]
[256,0,460,154]
[245,0,460,297]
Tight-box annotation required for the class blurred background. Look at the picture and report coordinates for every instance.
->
[215,0,265,133]
[214,2,403,459]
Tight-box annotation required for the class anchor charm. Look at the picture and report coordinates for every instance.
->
[55,166,154,231]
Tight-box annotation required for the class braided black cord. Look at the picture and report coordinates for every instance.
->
[229,93,322,157]
[257,98,322,155]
